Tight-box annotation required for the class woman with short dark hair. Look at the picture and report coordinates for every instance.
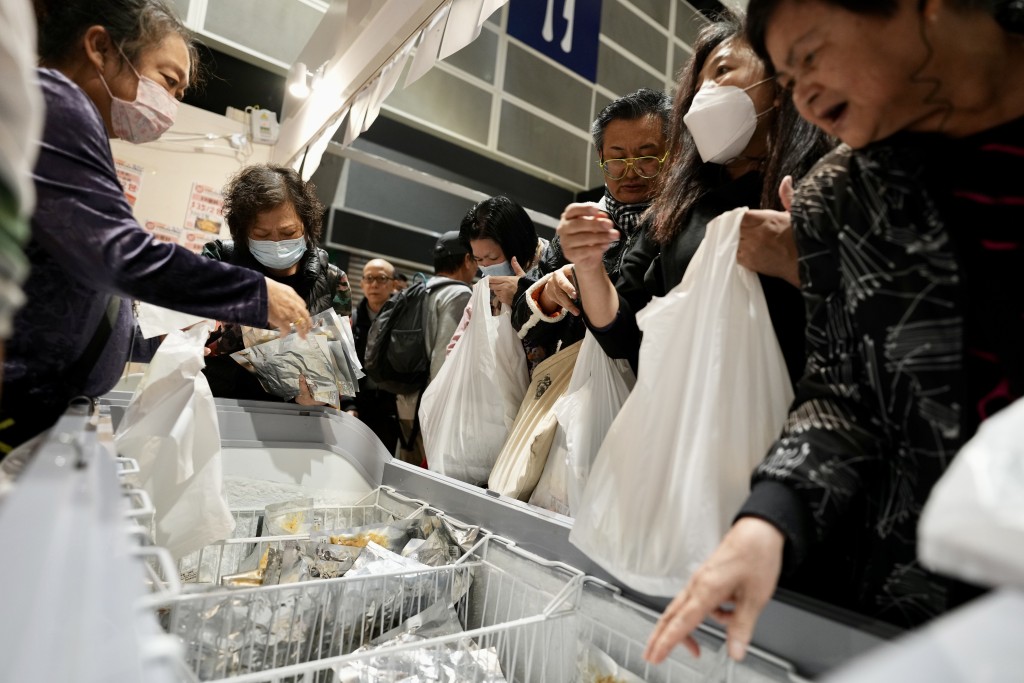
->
[202,164,352,403]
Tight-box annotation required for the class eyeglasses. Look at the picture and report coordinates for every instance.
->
[361,275,393,285]
[597,152,669,180]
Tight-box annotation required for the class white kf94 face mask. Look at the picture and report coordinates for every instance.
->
[684,77,774,165]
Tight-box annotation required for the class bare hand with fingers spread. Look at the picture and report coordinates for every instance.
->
[644,517,785,664]
[265,276,312,338]
[487,256,526,307]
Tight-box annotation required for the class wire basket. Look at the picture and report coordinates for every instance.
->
[575,579,803,683]
[160,535,584,682]
[173,487,431,584]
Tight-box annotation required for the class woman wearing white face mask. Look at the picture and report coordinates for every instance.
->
[201,164,352,404]
[0,0,312,451]
[558,14,833,379]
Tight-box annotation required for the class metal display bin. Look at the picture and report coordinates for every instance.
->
[0,397,924,682]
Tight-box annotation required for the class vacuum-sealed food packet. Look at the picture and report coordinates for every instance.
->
[311,518,421,554]
[576,641,646,683]
[264,498,315,536]
[403,516,480,567]
[299,540,361,579]
[335,601,507,683]
[167,585,319,678]
[241,333,340,407]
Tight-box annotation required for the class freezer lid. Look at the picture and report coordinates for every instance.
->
[102,393,391,489]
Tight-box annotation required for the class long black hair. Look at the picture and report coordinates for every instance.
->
[459,195,538,268]
[34,0,200,85]
[648,12,833,245]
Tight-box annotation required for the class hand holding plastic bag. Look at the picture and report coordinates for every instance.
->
[419,278,529,484]
[115,324,235,559]
[919,398,1024,588]
[569,208,793,596]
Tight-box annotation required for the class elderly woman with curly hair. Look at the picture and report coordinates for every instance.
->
[202,163,352,404]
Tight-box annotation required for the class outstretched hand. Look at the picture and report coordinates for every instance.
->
[266,277,312,338]
[644,518,785,664]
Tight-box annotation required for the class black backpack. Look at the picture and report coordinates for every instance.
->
[363,276,463,395]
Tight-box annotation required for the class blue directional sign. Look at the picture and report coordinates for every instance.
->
[507,0,603,82]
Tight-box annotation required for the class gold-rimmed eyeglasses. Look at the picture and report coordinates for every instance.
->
[597,152,669,180]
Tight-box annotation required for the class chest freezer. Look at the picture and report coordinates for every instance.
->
[0,397,906,682]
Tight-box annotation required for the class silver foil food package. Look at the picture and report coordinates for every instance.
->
[346,542,468,642]
[337,601,505,683]
[300,540,361,579]
[167,585,320,679]
[317,309,364,395]
[260,546,284,585]
[576,641,647,683]
[311,518,421,555]
[348,541,430,578]
[240,541,314,586]
[264,497,315,536]
[405,514,480,564]
[403,528,461,568]
[335,636,507,683]
[276,542,308,585]
[371,599,464,644]
[239,332,340,406]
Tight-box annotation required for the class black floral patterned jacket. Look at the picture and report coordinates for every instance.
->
[740,141,971,627]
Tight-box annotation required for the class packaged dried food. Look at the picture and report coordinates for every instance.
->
[264,497,314,536]
[335,601,507,683]
[576,641,646,683]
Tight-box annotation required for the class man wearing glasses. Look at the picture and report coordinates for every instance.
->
[512,88,671,356]
[344,259,400,454]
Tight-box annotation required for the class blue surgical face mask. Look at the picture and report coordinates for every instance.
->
[480,261,514,277]
[248,237,307,270]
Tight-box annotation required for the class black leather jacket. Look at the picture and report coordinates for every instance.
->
[201,239,351,320]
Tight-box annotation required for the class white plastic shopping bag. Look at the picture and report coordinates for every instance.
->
[919,398,1024,589]
[419,278,529,484]
[115,324,235,559]
[569,207,794,596]
[528,425,571,515]
[488,339,581,500]
[135,301,209,339]
[529,332,635,516]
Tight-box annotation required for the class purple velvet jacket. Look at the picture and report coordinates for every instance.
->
[3,69,267,413]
